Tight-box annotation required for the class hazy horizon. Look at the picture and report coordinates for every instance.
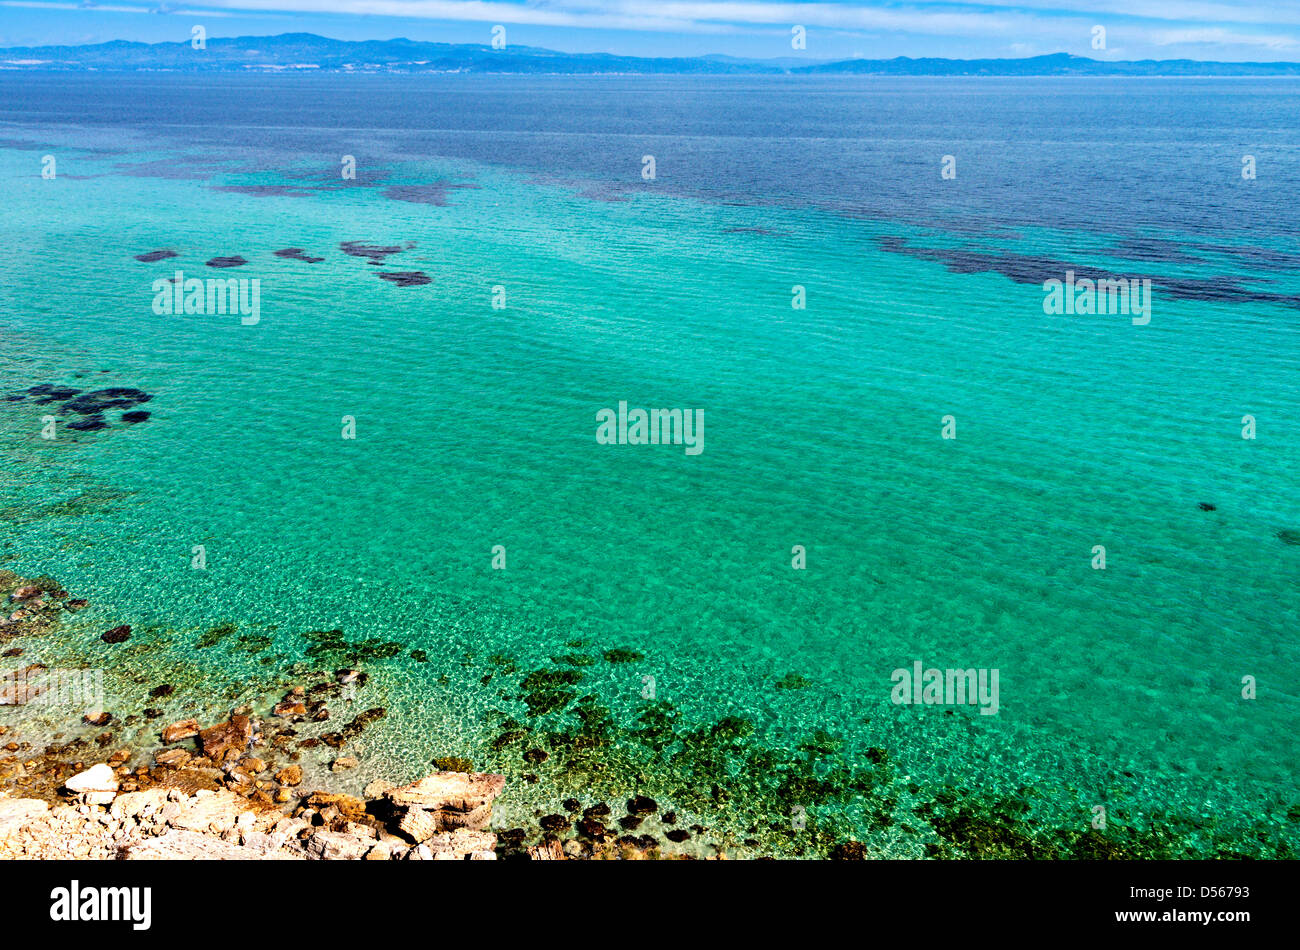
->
[2,1,1300,63]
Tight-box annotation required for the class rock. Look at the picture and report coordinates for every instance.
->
[376,271,432,287]
[65,763,118,804]
[424,829,496,859]
[527,838,566,860]
[8,586,41,603]
[275,765,302,786]
[110,788,168,821]
[0,796,50,845]
[66,599,88,611]
[363,779,395,799]
[331,756,358,772]
[83,711,112,727]
[665,829,691,843]
[161,718,200,743]
[385,771,506,832]
[274,248,324,263]
[339,241,408,264]
[398,808,440,843]
[205,256,247,268]
[627,795,659,815]
[304,830,370,860]
[135,249,177,263]
[273,700,306,717]
[63,388,151,415]
[336,669,361,684]
[67,414,109,432]
[123,828,302,860]
[165,788,256,834]
[121,410,151,423]
[200,714,252,765]
[154,748,191,769]
[539,814,569,833]
[101,625,131,644]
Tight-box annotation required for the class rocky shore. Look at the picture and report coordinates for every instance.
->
[0,568,716,860]
[1,764,504,861]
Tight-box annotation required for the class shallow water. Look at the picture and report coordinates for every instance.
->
[1,75,1297,857]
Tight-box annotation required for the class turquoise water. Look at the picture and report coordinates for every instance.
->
[1,76,1298,857]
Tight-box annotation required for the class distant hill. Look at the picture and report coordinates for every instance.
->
[2,34,1300,76]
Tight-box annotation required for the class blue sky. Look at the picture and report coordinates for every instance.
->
[2,1,1299,61]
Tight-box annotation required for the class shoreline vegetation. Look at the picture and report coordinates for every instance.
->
[3,564,1296,860]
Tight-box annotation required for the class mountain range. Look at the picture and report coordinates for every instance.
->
[3,33,1300,76]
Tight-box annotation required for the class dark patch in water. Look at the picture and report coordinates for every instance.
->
[6,384,82,404]
[376,271,431,287]
[213,184,312,198]
[1279,530,1300,546]
[206,256,248,268]
[339,241,412,264]
[878,236,1300,308]
[121,410,151,424]
[65,414,109,432]
[383,183,478,206]
[135,249,178,264]
[62,388,151,415]
[274,247,325,263]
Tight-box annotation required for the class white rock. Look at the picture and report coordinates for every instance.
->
[65,763,118,794]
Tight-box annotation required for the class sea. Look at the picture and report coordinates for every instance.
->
[1,73,1297,857]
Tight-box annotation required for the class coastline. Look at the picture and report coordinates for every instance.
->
[4,564,1295,860]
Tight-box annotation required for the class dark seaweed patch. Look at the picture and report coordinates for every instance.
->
[376,271,431,287]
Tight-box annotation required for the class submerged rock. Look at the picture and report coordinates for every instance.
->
[62,388,151,415]
[200,714,252,765]
[135,249,178,263]
[7,384,82,404]
[101,624,131,644]
[274,247,324,263]
[376,270,431,287]
[339,240,410,264]
[205,256,248,268]
[66,414,109,432]
[121,410,151,423]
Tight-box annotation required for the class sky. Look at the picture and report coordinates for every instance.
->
[2,1,1300,62]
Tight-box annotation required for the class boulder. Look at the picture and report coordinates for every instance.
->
[385,770,505,830]
[64,763,118,804]
[398,808,439,843]
[304,830,371,860]
[274,764,302,786]
[200,714,252,764]
[527,838,566,861]
[161,718,200,743]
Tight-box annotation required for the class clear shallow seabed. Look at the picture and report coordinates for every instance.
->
[0,76,1297,857]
